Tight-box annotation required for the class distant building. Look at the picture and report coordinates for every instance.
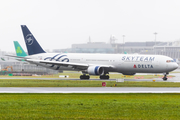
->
[111,41,165,54]
[0,60,58,75]
[140,41,180,60]
[0,53,58,75]
[53,42,114,53]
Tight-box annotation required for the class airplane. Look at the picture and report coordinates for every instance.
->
[7,25,178,80]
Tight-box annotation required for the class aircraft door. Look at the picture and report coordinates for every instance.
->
[155,60,159,68]
[166,61,168,71]
[117,60,125,71]
[156,59,166,72]
[81,57,86,63]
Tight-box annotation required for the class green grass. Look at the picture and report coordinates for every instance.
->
[0,93,180,119]
[0,79,179,87]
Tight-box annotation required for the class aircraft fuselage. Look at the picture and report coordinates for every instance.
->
[25,53,178,74]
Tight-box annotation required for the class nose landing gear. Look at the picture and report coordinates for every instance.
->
[162,72,169,81]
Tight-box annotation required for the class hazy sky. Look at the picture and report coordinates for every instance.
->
[1,0,180,52]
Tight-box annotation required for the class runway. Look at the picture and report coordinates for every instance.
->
[1,69,180,82]
[0,87,180,93]
[0,70,179,93]
[0,74,178,82]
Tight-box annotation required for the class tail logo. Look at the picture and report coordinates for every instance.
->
[26,34,34,45]
[16,47,22,54]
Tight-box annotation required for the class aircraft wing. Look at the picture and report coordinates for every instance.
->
[26,59,113,70]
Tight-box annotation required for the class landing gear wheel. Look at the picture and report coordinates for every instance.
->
[80,75,90,80]
[163,76,167,81]
[100,75,109,79]
[162,73,168,81]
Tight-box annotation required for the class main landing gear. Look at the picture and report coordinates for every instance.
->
[162,72,169,81]
[80,75,90,80]
[79,74,110,80]
[100,75,109,79]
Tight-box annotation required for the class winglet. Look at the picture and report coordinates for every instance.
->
[21,25,46,55]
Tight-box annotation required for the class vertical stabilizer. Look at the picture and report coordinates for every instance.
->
[21,25,46,55]
[14,41,27,57]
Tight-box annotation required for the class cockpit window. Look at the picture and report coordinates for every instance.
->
[166,60,175,63]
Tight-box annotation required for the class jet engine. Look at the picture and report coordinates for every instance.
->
[87,66,104,75]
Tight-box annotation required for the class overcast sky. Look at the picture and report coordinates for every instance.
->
[1,0,180,52]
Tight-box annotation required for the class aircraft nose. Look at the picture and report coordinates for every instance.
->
[167,63,178,71]
[174,63,179,69]
[171,63,178,70]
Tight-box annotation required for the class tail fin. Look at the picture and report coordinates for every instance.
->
[13,41,27,57]
[21,25,46,55]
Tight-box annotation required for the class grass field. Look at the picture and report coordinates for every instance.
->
[0,72,179,119]
[0,93,179,119]
[0,79,180,87]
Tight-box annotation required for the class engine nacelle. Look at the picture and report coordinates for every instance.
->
[122,73,136,75]
[87,66,104,75]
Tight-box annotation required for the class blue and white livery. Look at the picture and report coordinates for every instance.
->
[9,25,178,80]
